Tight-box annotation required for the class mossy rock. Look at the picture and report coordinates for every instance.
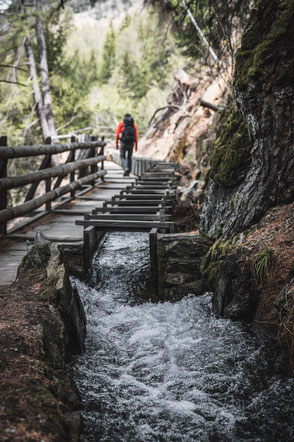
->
[30,384,70,440]
[200,236,239,290]
[210,105,251,188]
[201,261,220,291]
[235,0,294,91]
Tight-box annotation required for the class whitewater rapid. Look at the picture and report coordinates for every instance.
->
[72,232,294,442]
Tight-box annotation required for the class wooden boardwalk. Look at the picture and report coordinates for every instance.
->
[0,161,134,287]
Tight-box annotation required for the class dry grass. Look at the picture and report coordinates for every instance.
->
[238,201,294,366]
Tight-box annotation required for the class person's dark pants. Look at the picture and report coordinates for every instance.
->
[120,142,134,175]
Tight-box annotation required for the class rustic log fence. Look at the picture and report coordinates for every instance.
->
[0,135,106,235]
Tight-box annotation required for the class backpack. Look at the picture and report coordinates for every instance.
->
[122,115,135,143]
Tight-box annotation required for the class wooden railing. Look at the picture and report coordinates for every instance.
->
[0,135,106,235]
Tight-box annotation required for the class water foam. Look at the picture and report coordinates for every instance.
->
[73,233,294,442]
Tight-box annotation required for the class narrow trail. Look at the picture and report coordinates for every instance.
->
[72,232,294,442]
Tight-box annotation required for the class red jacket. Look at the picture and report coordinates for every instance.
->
[116,121,138,146]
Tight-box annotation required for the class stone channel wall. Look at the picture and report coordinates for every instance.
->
[154,233,213,300]
[0,233,86,441]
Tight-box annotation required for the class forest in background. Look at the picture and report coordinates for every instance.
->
[0,0,194,146]
[0,0,251,206]
[0,0,251,146]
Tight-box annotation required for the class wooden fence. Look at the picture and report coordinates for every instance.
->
[0,135,106,235]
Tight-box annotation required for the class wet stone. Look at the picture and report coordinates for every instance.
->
[157,233,213,300]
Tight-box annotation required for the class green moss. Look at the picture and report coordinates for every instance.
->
[41,273,60,303]
[201,237,239,289]
[235,0,294,91]
[202,261,221,290]
[203,168,211,190]
[31,384,68,439]
[210,105,251,188]
[230,192,240,208]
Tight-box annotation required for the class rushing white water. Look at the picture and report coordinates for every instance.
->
[72,233,294,442]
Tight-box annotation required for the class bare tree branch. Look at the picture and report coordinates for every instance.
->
[0,78,27,86]
[56,115,77,133]
[0,64,28,73]
[148,104,190,127]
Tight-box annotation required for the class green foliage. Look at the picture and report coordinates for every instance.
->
[251,246,274,285]
[119,13,132,32]
[80,5,188,132]
[161,0,250,60]
[100,21,116,84]
[0,2,191,144]
[46,7,74,75]
[114,9,178,104]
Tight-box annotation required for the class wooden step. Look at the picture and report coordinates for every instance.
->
[92,206,172,214]
[76,219,174,233]
[86,213,172,221]
[114,194,166,201]
[124,189,168,195]
[103,199,167,206]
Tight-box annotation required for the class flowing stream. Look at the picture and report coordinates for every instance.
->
[72,232,294,442]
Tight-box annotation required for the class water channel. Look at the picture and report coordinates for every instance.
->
[72,232,294,441]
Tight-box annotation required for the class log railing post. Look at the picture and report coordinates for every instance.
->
[100,136,105,182]
[70,136,76,198]
[90,135,98,186]
[0,136,8,235]
[45,137,52,211]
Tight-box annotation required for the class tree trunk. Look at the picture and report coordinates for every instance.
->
[35,7,57,137]
[25,36,50,142]
[200,0,294,240]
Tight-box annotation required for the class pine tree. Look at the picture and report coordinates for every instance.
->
[100,21,116,84]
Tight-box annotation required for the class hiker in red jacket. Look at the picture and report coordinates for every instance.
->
[115,114,138,176]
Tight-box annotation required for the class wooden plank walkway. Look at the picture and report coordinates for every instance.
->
[76,163,177,235]
[0,161,134,287]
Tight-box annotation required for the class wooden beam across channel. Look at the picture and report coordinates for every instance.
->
[76,219,174,232]
[86,213,173,221]
[103,200,168,207]
[92,206,172,214]
[113,195,166,201]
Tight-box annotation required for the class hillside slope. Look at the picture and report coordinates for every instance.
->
[139,68,229,171]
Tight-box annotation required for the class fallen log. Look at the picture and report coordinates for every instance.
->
[199,99,221,112]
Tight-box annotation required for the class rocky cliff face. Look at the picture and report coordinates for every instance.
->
[200,0,294,240]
